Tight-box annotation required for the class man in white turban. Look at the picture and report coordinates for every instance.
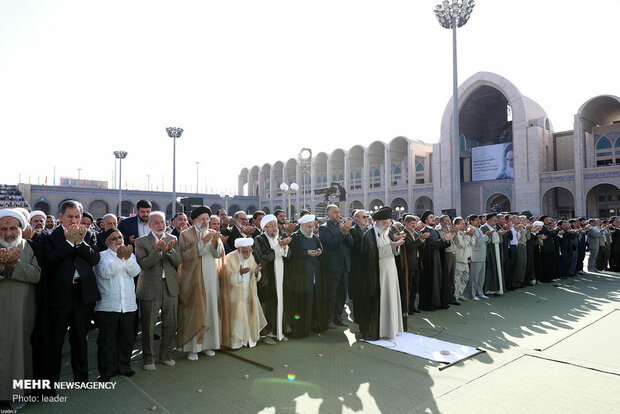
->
[225,238,266,349]
[0,209,42,410]
[253,214,292,343]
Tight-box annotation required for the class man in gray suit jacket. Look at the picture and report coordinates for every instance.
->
[465,215,493,300]
[135,211,182,370]
[586,219,601,273]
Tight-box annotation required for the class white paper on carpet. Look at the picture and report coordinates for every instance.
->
[363,332,482,364]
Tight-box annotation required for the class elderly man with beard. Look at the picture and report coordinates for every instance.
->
[225,238,265,349]
[225,211,256,251]
[357,207,405,340]
[96,213,118,252]
[284,214,324,338]
[253,214,292,343]
[135,211,182,370]
[94,228,141,381]
[0,209,41,410]
[40,199,100,385]
[177,206,229,361]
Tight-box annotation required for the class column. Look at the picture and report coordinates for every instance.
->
[344,152,350,214]
[269,168,275,212]
[363,149,369,209]
[384,146,391,207]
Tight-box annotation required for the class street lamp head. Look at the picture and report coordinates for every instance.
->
[299,148,312,161]
[166,127,184,138]
[290,183,299,191]
[434,0,474,29]
[113,151,128,159]
[280,183,289,192]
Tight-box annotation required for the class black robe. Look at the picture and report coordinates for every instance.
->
[419,227,451,310]
[283,231,324,338]
[348,224,365,319]
[389,228,409,331]
[357,228,381,340]
[482,224,503,293]
[610,227,620,271]
[252,234,278,336]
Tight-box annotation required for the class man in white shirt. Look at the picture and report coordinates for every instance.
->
[94,228,141,381]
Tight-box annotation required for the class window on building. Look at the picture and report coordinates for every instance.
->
[595,136,614,166]
[415,161,425,184]
[392,164,402,186]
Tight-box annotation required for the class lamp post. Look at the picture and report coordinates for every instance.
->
[166,127,184,217]
[280,182,299,219]
[299,148,312,211]
[219,192,232,213]
[434,0,475,215]
[113,151,128,217]
[195,161,199,194]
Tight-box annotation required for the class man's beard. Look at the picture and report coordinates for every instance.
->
[0,233,22,248]
[300,229,313,238]
[33,225,44,233]
[374,224,388,237]
[196,224,209,233]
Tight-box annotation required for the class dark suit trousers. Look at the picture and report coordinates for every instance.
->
[325,269,347,322]
[49,283,95,383]
[95,311,136,377]
[408,268,419,309]
[140,282,178,364]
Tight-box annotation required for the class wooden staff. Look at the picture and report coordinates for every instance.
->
[219,349,274,371]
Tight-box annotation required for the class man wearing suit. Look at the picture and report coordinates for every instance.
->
[318,204,354,329]
[466,215,491,300]
[403,215,427,312]
[348,209,368,321]
[40,200,101,384]
[225,211,255,251]
[134,211,182,370]
[170,212,188,238]
[118,199,152,246]
[537,216,556,283]
[586,218,601,273]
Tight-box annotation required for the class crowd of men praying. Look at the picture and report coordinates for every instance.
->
[1,198,619,410]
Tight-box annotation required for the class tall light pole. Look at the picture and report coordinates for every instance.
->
[166,127,184,217]
[434,0,475,215]
[299,148,312,212]
[195,161,199,194]
[113,151,128,217]
[147,175,151,192]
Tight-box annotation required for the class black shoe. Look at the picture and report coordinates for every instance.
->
[419,307,434,312]
[411,308,421,313]
[327,322,338,329]
[154,333,161,340]
[449,301,461,306]
[97,376,111,382]
[334,319,349,327]
[120,370,135,378]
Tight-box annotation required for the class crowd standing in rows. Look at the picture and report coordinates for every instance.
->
[1,198,619,410]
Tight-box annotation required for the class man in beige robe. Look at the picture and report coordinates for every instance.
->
[177,206,230,360]
[0,209,41,410]
[226,238,266,349]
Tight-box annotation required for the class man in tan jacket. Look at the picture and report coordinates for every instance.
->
[226,238,266,349]
[135,211,181,370]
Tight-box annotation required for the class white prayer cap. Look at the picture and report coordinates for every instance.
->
[533,221,544,227]
[0,208,26,228]
[235,237,254,248]
[29,210,46,221]
[298,214,315,224]
[260,214,277,229]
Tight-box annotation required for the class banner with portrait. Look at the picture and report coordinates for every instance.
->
[471,142,513,181]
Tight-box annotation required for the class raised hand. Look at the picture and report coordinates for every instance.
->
[76,225,87,244]
[390,238,405,248]
[242,226,256,236]
[239,266,250,275]
[166,240,176,252]
[155,239,166,253]
[201,231,214,244]
[442,233,453,241]
[278,236,292,247]
[124,245,133,260]
[253,264,262,276]
[220,235,229,244]
[315,248,322,257]
[65,224,79,244]
[116,245,126,260]
[22,227,33,240]
[4,247,20,266]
